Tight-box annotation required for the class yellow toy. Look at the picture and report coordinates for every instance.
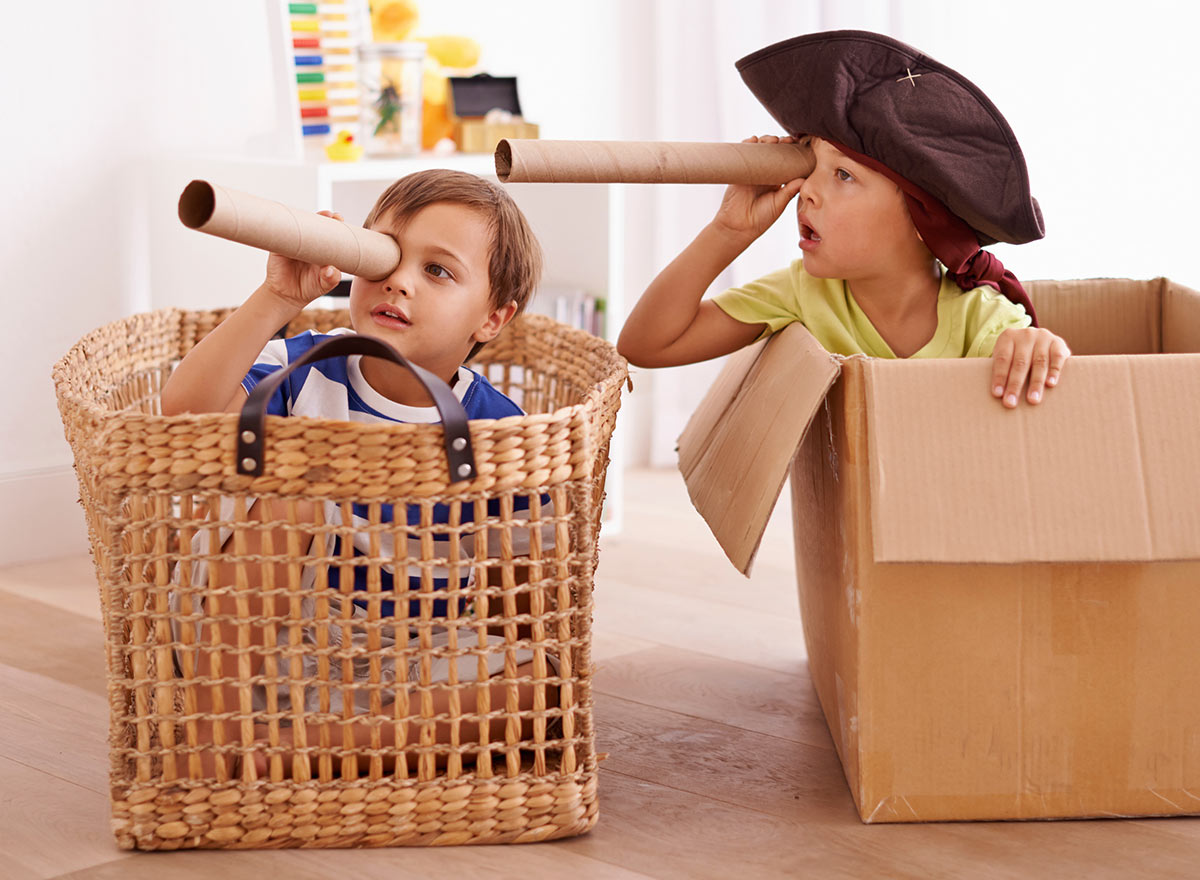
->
[324,130,364,162]
[369,0,418,41]
[417,36,481,149]
[367,2,484,149]
[420,34,480,69]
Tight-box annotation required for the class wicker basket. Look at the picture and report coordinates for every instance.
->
[52,307,627,850]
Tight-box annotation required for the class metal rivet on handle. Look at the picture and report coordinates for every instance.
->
[457,463,472,478]
[452,437,467,451]
[241,430,256,443]
[241,457,257,471]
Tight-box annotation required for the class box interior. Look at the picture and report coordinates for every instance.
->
[1030,276,1200,355]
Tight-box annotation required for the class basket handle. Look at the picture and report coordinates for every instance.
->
[236,334,476,483]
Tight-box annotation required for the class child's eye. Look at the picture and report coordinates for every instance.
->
[426,263,452,279]
[836,168,854,182]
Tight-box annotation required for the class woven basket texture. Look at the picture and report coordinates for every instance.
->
[52,308,627,850]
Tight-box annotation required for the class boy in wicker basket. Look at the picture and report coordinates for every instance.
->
[162,170,559,779]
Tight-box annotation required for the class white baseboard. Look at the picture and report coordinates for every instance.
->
[0,466,90,566]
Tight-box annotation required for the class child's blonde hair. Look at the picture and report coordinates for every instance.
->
[365,169,543,315]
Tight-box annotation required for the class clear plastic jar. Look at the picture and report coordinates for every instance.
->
[357,42,425,156]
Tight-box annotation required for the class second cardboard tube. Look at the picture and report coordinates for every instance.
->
[495,139,816,185]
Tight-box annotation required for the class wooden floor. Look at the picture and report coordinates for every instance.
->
[4,468,1199,879]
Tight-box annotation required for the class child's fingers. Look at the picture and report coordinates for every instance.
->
[1026,333,1072,402]
[1045,338,1071,387]
[776,177,806,206]
[990,334,1015,400]
[318,265,340,292]
[1025,338,1052,403]
[1000,335,1035,408]
[992,329,1070,408]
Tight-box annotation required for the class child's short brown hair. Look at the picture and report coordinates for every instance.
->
[364,169,543,315]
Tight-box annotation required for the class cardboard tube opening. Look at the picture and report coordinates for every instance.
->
[495,140,514,182]
[177,179,401,281]
[178,180,216,229]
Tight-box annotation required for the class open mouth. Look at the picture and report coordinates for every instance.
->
[371,304,411,327]
[800,222,822,243]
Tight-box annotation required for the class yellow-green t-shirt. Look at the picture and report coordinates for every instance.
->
[712,259,1031,358]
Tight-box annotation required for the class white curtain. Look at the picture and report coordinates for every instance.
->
[616,0,896,466]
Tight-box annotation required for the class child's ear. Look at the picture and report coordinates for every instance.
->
[473,300,518,343]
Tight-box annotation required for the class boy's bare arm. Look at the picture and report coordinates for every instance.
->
[618,135,805,369]
[617,223,766,368]
[161,218,344,415]
[161,283,322,415]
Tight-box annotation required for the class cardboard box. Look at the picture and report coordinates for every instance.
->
[449,74,538,154]
[455,119,539,155]
[678,277,1200,823]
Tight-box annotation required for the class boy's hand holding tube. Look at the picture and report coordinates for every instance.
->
[161,210,352,416]
[261,210,346,310]
[711,136,807,245]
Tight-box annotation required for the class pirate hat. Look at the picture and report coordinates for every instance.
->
[738,30,1044,321]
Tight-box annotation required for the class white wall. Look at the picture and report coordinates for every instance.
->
[414,1,623,141]
[889,0,1200,286]
[1,3,288,563]
[5,0,1200,562]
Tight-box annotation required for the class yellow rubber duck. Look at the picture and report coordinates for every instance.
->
[325,130,364,162]
[371,0,419,41]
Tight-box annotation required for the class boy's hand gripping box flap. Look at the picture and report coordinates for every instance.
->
[449,74,539,154]
[678,277,1200,823]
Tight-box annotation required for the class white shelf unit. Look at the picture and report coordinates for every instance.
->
[147,153,626,530]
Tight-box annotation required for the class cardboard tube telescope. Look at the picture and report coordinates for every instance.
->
[495,139,816,185]
[177,180,400,281]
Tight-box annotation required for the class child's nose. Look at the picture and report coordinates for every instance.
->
[382,264,414,297]
[798,177,820,206]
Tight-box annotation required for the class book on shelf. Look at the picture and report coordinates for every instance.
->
[530,284,606,338]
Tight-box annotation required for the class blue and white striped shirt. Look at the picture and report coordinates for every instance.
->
[245,329,554,619]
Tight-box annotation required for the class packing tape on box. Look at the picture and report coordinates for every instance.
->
[495,139,816,185]
[177,180,400,281]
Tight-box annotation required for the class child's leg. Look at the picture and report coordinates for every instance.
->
[185,498,562,780]
[190,498,316,781]
[266,660,554,778]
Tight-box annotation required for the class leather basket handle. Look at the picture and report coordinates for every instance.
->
[235,334,476,483]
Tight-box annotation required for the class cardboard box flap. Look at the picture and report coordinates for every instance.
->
[678,323,841,574]
[865,354,1200,563]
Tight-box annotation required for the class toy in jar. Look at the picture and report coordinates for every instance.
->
[358,42,425,155]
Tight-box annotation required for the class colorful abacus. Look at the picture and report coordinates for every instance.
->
[287,1,366,140]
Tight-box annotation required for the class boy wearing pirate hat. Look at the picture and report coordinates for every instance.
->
[618,30,1070,408]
